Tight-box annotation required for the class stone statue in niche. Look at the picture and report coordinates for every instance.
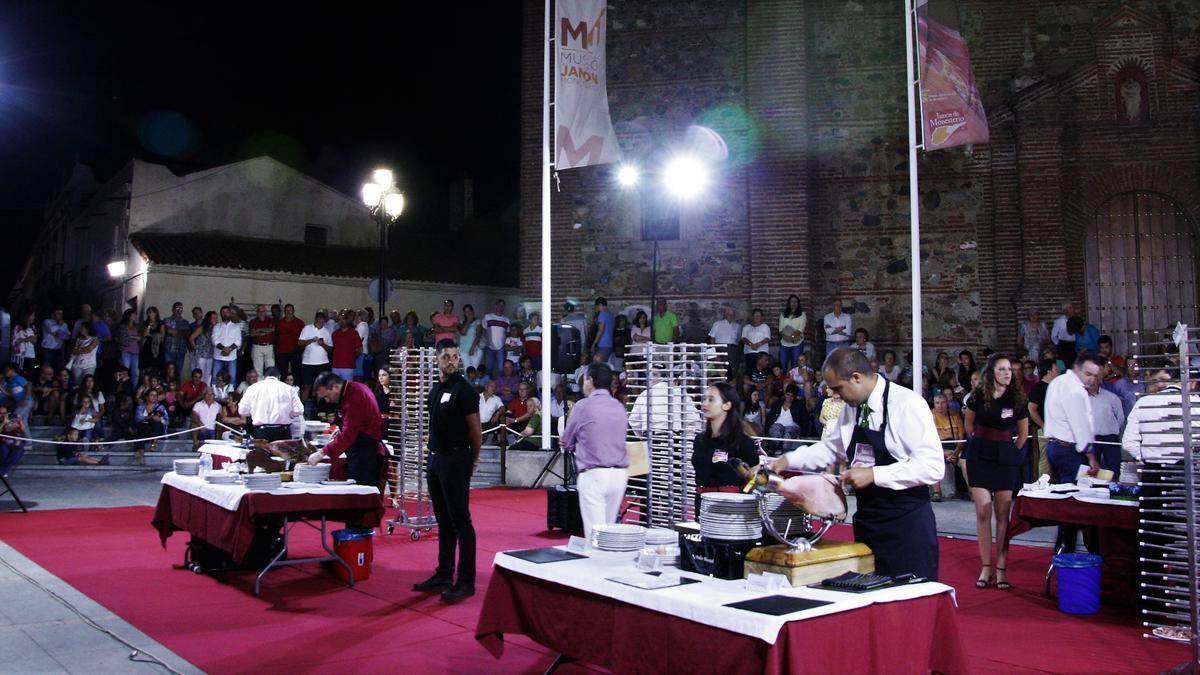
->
[1113,64,1150,125]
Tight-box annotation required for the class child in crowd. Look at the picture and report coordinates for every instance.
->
[504,324,524,365]
[767,363,789,405]
[213,371,233,403]
[70,395,102,442]
[163,381,179,424]
[55,427,107,466]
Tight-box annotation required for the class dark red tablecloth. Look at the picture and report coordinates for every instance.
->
[476,566,969,675]
[1007,495,1139,608]
[1007,495,1138,540]
[151,484,384,562]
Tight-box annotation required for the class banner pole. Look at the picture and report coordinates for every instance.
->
[904,0,923,386]
[540,0,553,450]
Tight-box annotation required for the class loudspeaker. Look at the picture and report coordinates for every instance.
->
[641,193,680,242]
[550,324,582,374]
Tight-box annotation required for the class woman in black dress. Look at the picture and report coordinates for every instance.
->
[964,353,1029,590]
[691,381,760,516]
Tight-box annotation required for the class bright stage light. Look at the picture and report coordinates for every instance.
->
[662,157,708,199]
[361,182,383,206]
[384,192,405,218]
[372,169,394,188]
[616,165,640,188]
[106,260,126,278]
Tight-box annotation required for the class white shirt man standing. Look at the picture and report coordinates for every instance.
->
[298,311,333,400]
[212,306,243,386]
[823,299,852,357]
[740,308,771,375]
[769,348,943,580]
[190,388,222,450]
[708,307,742,378]
[238,367,304,442]
[1088,378,1125,474]
[1051,302,1076,362]
[1043,353,1103,482]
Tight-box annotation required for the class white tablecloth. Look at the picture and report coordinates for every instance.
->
[493,548,955,645]
[198,442,248,462]
[161,472,380,512]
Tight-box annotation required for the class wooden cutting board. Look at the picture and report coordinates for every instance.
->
[744,541,875,587]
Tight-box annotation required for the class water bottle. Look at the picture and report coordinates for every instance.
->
[199,452,212,476]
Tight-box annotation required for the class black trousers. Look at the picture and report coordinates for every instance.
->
[428,451,476,584]
[251,424,291,442]
[277,351,302,380]
[344,433,383,489]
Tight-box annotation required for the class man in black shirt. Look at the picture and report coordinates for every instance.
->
[413,339,482,603]
[1026,358,1059,481]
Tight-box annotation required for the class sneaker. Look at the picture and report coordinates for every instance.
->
[412,574,453,592]
[441,582,475,603]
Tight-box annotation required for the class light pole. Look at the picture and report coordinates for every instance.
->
[361,169,405,322]
[615,157,709,329]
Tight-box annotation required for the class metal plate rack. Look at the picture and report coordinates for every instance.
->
[384,347,439,540]
[1131,324,1198,665]
[621,343,726,527]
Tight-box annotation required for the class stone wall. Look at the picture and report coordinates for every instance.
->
[520,0,1200,363]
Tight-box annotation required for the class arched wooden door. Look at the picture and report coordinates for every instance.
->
[1084,192,1198,355]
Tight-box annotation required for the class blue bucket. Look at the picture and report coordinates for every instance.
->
[1053,553,1103,615]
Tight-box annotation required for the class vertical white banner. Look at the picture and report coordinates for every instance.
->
[555,0,621,169]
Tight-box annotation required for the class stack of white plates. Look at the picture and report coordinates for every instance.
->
[645,528,677,546]
[294,463,331,484]
[204,474,238,485]
[174,459,200,476]
[699,493,762,541]
[592,524,647,551]
[1119,461,1142,485]
[243,473,282,491]
[641,545,682,566]
[764,494,812,537]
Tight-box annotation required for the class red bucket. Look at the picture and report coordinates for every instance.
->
[331,528,374,582]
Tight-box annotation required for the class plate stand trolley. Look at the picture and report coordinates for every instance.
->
[622,343,726,527]
[384,347,440,540]
[1132,323,1200,666]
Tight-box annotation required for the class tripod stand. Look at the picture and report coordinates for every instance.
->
[532,446,576,488]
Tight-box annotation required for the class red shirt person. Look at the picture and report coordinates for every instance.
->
[330,313,361,375]
[274,304,306,379]
[312,374,386,489]
[248,304,278,375]
[177,369,208,414]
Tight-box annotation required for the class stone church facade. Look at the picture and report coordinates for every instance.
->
[520,0,1200,359]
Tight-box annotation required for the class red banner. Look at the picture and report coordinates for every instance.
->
[917,0,988,150]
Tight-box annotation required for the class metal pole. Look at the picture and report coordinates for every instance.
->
[1178,326,1199,668]
[650,240,659,330]
[378,213,387,325]
[904,0,924,384]
[540,0,553,450]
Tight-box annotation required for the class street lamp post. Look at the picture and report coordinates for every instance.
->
[361,169,405,322]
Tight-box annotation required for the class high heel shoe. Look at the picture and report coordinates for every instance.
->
[995,567,1011,590]
[976,564,992,588]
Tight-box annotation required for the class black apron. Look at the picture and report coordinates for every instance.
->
[848,379,939,580]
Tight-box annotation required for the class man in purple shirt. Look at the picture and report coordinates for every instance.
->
[561,362,629,539]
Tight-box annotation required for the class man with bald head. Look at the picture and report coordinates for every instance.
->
[249,304,277,375]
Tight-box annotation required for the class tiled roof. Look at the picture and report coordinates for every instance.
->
[130,231,517,288]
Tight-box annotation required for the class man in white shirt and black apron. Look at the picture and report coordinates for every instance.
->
[771,348,944,580]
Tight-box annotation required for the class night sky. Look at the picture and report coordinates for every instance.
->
[0,2,522,296]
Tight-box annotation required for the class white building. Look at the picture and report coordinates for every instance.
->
[13,156,520,319]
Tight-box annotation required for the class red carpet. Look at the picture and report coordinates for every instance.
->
[0,488,1188,674]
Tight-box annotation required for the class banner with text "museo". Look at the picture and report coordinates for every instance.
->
[555,0,620,169]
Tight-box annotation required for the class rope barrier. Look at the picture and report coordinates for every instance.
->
[0,425,209,447]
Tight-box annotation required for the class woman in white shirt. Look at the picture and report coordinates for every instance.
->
[70,323,99,383]
[12,312,37,377]
[778,295,807,374]
[878,350,903,381]
[629,311,652,357]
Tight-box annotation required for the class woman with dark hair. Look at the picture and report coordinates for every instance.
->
[12,310,37,378]
[460,303,483,372]
[691,381,760,514]
[779,294,807,374]
[964,353,1029,590]
[397,311,427,349]
[140,306,165,374]
[742,386,766,433]
[955,350,977,396]
[116,309,141,387]
[930,351,955,395]
[189,310,218,384]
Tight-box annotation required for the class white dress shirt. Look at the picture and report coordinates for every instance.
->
[855,341,877,360]
[708,319,741,345]
[824,312,852,343]
[213,320,242,362]
[193,399,221,430]
[1051,314,1074,344]
[782,375,943,489]
[1089,387,1125,437]
[1043,369,1093,452]
[299,324,332,365]
[479,393,506,425]
[237,376,304,426]
[627,380,703,435]
[741,322,771,355]
[1122,387,1198,464]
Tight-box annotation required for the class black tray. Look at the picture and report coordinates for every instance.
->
[723,595,832,616]
[503,547,588,564]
